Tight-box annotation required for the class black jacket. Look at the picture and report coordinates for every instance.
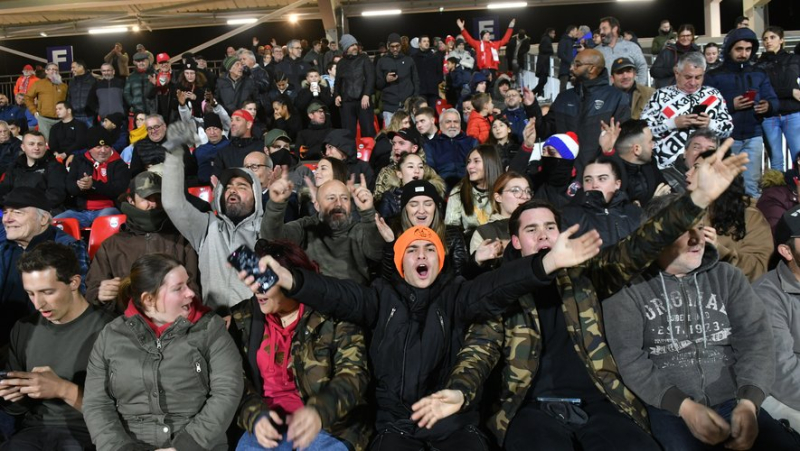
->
[509,153,577,209]
[130,137,197,181]
[0,152,67,212]
[124,69,156,114]
[0,139,21,174]
[65,152,130,210]
[650,43,700,88]
[334,53,375,102]
[757,49,800,116]
[541,69,631,174]
[67,73,97,118]
[561,189,642,248]
[211,136,264,179]
[412,49,444,97]
[294,80,333,121]
[535,34,553,77]
[375,53,420,112]
[506,34,532,73]
[215,75,257,115]
[325,129,374,186]
[295,121,332,161]
[48,120,88,157]
[620,158,667,207]
[286,253,552,439]
[275,57,310,92]
[557,34,576,77]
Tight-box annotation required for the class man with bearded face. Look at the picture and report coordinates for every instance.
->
[93,63,125,118]
[24,63,68,142]
[162,121,264,311]
[263,172,384,285]
[85,171,199,312]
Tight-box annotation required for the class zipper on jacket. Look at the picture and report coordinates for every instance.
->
[436,309,445,337]
[377,307,397,348]
[195,362,202,373]
[156,338,162,351]
[680,279,707,395]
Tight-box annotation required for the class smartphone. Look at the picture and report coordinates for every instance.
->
[743,89,757,102]
[691,104,708,115]
[227,245,279,294]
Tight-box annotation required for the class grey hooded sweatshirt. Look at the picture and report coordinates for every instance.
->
[163,149,263,311]
[604,245,774,415]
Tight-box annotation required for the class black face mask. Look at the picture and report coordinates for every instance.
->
[241,65,252,76]
[270,148,293,166]
[519,33,526,39]
[540,156,575,186]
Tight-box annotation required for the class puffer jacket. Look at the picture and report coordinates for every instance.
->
[230,298,371,450]
[757,49,800,116]
[68,72,97,118]
[448,194,707,446]
[287,252,553,440]
[0,152,67,212]
[163,148,264,311]
[466,110,491,144]
[541,69,631,174]
[412,49,444,97]
[130,136,198,181]
[424,132,478,190]
[215,75,257,115]
[375,53,420,112]
[705,27,779,140]
[324,128,374,186]
[373,149,446,203]
[83,307,243,451]
[561,189,642,248]
[334,53,375,102]
[124,69,155,114]
[650,43,700,88]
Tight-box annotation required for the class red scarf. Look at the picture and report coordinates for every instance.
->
[124,298,210,338]
[83,150,121,210]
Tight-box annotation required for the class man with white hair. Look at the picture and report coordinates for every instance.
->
[641,52,733,170]
[24,63,68,142]
[424,108,479,190]
[275,39,310,90]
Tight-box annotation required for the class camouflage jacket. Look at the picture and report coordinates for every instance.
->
[448,194,706,446]
[229,298,372,450]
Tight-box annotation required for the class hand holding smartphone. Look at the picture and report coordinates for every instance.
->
[691,104,708,115]
[228,245,279,294]
[743,89,757,102]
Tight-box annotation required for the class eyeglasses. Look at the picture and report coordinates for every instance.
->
[146,124,164,132]
[244,164,269,171]
[678,34,694,39]
[503,187,533,198]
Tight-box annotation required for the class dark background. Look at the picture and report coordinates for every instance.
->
[0,0,796,76]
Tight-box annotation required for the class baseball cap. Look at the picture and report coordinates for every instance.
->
[775,205,800,246]
[306,101,327,115]
[387,128,423,148]
[131,171,162,198]
[611,57,636,73]
[156,53,170,63]
[264,129,292,147]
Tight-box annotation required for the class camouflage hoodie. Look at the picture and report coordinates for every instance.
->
[447,194,707,446]
[229,297,372,450]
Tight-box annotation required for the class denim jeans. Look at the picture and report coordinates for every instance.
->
[236,430,349,451]
[0,426,92,451]
[763,112,800,170]
[647,399,800,451]
[54,207,121,228]
[730,136,764,198]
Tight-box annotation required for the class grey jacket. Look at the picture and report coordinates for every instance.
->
[83,312,243,451]
[604,245,774,414]
[163,149,263,310]
[752,261,800,411]
[261,199,384,285]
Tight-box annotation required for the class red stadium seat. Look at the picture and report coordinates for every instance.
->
[356,115,381,140]
[357,137,375,162]
[435,99,453,118]
[51,218,81,240]
[88,214,126,260]
[188,185,213,203]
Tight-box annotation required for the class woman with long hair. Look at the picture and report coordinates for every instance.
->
[83,254,242,451]
[758,26,800,171]
[377,152,446,221]
[229,240,370,450]
[686,149,773,281]
[470,171,531,258]
[486,115,519,167]
[445,144,503,234]
[175,59,208,119]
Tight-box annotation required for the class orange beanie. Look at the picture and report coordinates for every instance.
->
[393,226,446,277]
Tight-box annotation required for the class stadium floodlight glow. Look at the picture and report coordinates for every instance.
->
[132,25,141,32]
[361,9,402,17]
[288,14,299,23]
[227,18,258,25]
[487,2,528,8]
[39,32,48,37]
[88,27,128,34]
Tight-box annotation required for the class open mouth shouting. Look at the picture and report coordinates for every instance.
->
[415,262,430,279]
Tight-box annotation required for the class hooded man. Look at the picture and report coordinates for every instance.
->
[86,171,199,311]
[162,121,264,312]
[705,27,779,198]
[323,128,374,187]
[376,33,420,126]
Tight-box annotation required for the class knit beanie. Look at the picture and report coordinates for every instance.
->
[543,132,580,160]
[339,34,358,52]
[387,33,401,45]
[203,112,223,130]
[393,226,446,278]
[223,55,238,71]
[400,180,443,211]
